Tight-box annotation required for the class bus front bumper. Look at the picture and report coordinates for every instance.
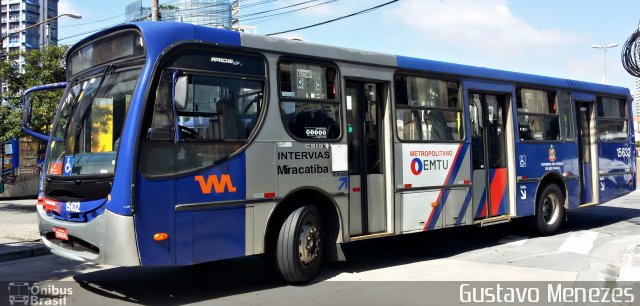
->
[37,205,140,266]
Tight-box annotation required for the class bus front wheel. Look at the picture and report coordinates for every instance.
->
[275,205,323,283]
[531,184,565,236]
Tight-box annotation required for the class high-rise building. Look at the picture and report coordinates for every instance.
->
[1,0,58,102]
[1,0,59,59]
[126,0,232,29]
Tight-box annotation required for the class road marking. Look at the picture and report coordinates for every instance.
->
[498,235,528,246]
[558,231,598,255]
[618,245,640,281]
[326,259,576,281]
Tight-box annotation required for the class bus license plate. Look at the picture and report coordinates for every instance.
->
[54,227,69,241]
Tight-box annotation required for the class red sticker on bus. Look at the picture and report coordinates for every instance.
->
[54,227,68,241]
[49,162,62,175]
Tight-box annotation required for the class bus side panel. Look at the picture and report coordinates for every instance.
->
[398,143,472,232]
[566,177,581,209]
[135,153,247,266]
[173,153,247,265]
[598,142,634,203]
[135,177,175,266]
[513,142,578,217]
[515,181,537,217]
[175,207,246,264]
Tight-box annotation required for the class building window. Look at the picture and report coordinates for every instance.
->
[278,61,340,141]
[395,75,463,142]
[516,88,560,141]
[597,96,628,142]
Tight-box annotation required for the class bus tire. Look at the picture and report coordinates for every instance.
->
[531,184,565,236]
[275,205,323,283]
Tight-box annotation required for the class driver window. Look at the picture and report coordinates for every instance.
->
[147,71,263,142]
[143,70,265,176]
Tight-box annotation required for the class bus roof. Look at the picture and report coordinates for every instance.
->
[71,21,630,97]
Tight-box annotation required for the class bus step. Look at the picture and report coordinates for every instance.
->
[475,216,511,227]
[350,232,394,241]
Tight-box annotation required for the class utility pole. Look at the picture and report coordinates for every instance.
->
[231,0,240,31]
[151,0,160,21]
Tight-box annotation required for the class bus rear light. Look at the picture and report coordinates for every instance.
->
[352,188,361,192]
[464,180,470,185]
[37,196,44,206]
[153,233,169,241]
[404,184,412,189]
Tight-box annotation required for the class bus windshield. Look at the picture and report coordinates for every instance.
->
[45,68,142,177]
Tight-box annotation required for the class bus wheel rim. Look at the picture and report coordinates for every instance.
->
[298,221,320,266]
[542,193,560,225]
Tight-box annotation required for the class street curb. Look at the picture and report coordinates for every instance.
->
[0,241,50,262]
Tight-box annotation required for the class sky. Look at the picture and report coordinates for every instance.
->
[56,0,640,91]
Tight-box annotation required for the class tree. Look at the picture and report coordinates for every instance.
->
[0,45,68,142]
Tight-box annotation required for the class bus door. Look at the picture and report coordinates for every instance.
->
[346,80,387,235]
[576,102,594,204]
[469,92,510,218]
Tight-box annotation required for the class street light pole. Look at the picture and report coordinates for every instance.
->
[592,43,619,85]
[1,13,82,59]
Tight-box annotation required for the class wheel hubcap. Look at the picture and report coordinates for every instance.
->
[542,193,560,225]
[298,222,320,266]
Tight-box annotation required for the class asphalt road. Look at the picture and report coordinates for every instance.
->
[0,199,39,242]
[1,192,640,305]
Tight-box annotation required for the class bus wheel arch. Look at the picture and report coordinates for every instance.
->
[264,188,343,264]
[531,172,567,235]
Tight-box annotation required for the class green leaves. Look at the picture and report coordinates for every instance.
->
[0,45,68,142]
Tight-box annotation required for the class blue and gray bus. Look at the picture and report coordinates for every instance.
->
[23,22,635,283]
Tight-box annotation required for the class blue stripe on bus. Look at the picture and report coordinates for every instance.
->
[456,188,473,226]
[475,188,487,219]
[396,55,629,96]
[426,144,468,230]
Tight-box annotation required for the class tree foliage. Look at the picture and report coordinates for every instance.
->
[0,45,68,142]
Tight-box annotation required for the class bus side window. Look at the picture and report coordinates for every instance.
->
[597,96,628,142]
[558,91,574,141]
[395,75,463,142]
[278,61,340,141]
[516,88,560,141]
[142,70,265,176]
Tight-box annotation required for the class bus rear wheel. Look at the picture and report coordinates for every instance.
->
[275,205,323,283]
[531,184,565,236]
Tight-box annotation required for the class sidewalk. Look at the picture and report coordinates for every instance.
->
[0,199,49,262]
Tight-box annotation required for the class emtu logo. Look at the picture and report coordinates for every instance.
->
[195,175,237,194]
[410,158,423,175]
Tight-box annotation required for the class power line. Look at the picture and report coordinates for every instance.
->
[58,0,270,32]
[267,0,399,36]
[58,13,127,28]
[200,0,337,27]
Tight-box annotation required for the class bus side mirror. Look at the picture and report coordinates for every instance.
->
[173,75,188,111]
[21,82,67,143]
[22,96,33,128]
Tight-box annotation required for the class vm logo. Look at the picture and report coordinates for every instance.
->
[195,175,237,194]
